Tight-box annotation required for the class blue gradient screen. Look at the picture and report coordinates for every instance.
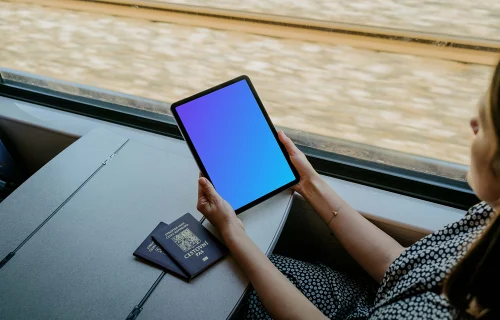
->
[176,79,296,211]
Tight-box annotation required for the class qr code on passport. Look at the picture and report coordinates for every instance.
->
[173,228,201,252]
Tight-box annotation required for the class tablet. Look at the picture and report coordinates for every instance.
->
[171,76,300,214]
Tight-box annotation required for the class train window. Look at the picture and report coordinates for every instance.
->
[162,1,499,40]
[1,0,498,208]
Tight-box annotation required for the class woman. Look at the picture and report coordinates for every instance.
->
[196,60,500,319]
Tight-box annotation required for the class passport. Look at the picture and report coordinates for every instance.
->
[152,213,228,280]
[133,222,189,280]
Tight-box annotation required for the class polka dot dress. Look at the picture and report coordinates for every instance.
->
[243,202,495,319]
[243,254,376,319]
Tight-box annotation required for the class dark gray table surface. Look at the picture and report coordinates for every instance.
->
[0,128,292,320]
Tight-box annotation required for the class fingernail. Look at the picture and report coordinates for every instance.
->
[201,177,207,185]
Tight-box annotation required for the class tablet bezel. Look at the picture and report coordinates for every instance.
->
[171,75,300,214]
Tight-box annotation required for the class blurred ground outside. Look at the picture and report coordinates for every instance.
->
[156,0,500,41]
[0,1,495,166]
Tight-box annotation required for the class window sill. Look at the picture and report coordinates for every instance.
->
[0,97,466,235]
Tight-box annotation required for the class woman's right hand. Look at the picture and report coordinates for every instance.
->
[278,131,321,197]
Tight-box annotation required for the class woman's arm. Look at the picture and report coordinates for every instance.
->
[278,131,405,282]
[197,177,327,320]
[302,177,405,282]
[195,131,405,319]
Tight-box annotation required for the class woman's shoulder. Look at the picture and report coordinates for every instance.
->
[374,202,494,307]
[436,201,494,242]
[447,201,495,238]
[370,292,473,320]
[466,201,495,219]
[394,201,493,264]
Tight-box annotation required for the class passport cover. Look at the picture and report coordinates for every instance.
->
[133,222,189,280]
[152,213,228,280]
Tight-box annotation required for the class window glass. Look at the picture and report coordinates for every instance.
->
[159,0,500,40]
[1,1,498,179]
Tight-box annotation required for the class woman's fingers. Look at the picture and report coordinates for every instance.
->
[197,178,210,213]
[198,177,218,202]
[279,131,309,166]
[198,177,204,199]
[197,172,206,199]
[278,131,318,184]
[278,131,302,157]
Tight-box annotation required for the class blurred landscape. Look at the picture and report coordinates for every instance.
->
[1,1,498,165]
[159,0,500,40]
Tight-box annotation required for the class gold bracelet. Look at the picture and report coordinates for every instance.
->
[326,202,343,226]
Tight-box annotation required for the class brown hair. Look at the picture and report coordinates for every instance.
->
[491,60,500,174]
[443,60,500,319]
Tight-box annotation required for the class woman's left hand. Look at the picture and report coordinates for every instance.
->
[196,175,244,237]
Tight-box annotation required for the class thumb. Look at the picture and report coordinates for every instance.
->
[198,177,218,200]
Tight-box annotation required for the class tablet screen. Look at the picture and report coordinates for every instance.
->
[173,78,298,213]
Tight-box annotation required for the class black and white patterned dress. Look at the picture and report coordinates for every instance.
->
[243,202,495,319]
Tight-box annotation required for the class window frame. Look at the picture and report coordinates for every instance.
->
[0,70,479,210]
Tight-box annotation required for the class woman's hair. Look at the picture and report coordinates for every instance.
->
[443,60,500,319]
[490,60,500,174]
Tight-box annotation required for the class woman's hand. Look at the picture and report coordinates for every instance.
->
[278,131,321,197]
[196,176,244,238]
[196,177,327,320]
